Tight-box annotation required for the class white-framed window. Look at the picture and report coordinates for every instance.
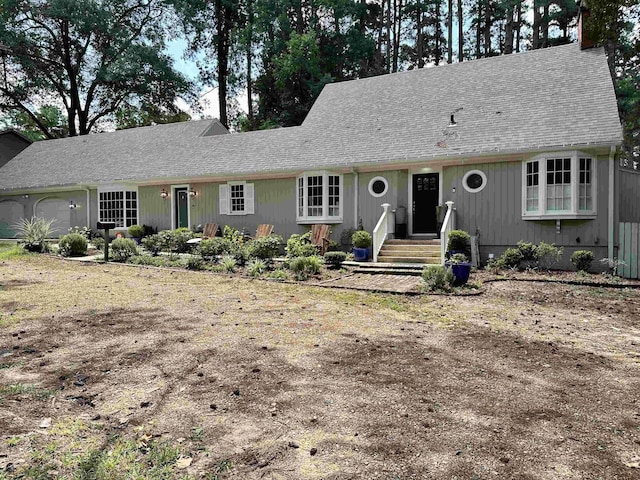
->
[296,171,343,223]
[98,187,138,228]
[522,151,596,219]
[219,181,254,215]
[462,169,487,193]
[368,176,389,197]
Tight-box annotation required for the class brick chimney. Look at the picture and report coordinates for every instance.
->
[577,0,595,49]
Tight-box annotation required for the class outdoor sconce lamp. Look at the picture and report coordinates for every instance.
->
[189,188,197,198]
[22,194,29,199]
[160,188,169,199]
[69,201,77,209]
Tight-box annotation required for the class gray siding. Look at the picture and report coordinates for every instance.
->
[357,170,409,233]
[443,156,610,268]
[619,168,640,223]
[0,189,96,238]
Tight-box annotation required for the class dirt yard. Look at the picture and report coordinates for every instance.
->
[1,256,639,479]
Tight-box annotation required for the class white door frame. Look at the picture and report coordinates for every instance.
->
[407,166,443,237]
[171,184,191,230]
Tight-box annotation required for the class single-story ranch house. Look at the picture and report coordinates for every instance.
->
[1,38,638,269]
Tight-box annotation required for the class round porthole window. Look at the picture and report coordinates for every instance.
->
[368,176,389,197]
[462,170,487,193]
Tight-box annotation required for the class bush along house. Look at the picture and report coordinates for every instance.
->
[0,27,636,272]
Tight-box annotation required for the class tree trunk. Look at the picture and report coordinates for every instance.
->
[515,1,521,52]
[447,0,452,63]
[504,3,514,54]
[457,0,463,61]
[532,1,541,49]
[417,3,424,68]
[542,3,549,47]
[435,1,442,65]
[483,0,491,56]
[475,1,482,58]
[392,0,402,72]
[215,0,229,128]
[386,0,391,72]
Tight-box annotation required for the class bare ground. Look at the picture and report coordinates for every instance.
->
[0,256,639,479]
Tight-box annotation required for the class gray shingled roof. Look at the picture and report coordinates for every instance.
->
[0,44,623,192]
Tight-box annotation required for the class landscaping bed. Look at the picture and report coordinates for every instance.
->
[0,255,639,478]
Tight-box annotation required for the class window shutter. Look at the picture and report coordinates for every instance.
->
[245,183,255,215]
[219,184,229,215]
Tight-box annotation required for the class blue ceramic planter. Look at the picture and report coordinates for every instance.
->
[353,247,370,262]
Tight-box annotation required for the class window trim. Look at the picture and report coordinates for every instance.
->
[296,171,343,224]
[462,169,487,193]
[228,181,246,216]
[220,181,254,216]
[521,151,597,220]
[368,176,389,198]
[97,185,139,230]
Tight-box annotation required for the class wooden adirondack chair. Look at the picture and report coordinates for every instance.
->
[203,223,219,239]
[254,224,274,239]
[310,224,331,255]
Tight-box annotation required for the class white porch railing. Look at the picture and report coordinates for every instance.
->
[373,203,392,263]
[440,201,455,264]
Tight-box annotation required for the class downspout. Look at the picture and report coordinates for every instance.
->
[608,145,615,260]
[82,187,91,228]
[353,169,359,229]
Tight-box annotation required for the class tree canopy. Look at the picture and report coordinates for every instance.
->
[0,0,195,138]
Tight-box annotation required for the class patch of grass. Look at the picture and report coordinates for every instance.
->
[0,243,27,260]
[0,383,57,400]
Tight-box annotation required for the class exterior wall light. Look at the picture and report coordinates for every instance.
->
[160,188,169,199]
[189,188,197,198]
[22,194,29,199]
[69,201,77,209]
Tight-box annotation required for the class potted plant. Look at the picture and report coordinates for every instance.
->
[352,230,372,262]
[446,229,471,259]
[445,253,472,286]
[128,224,145,244]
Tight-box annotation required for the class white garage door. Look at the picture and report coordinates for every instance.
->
[0,201,24,238]
[36,198,70,238]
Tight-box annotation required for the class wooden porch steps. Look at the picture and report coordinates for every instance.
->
[377,239,441,264]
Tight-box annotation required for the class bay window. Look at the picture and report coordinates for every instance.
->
[523,151,596,219]
[297,172,342,223]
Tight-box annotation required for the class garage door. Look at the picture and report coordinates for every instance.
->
[0,201,24,238]
[36,198,70,238]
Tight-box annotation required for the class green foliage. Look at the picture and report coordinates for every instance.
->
[127,255,181,268]
[247,259,267,277]
[115,102,191,130]
[127,225,145,238]
[500,247,523,269]
[158,229,194,253]
[288,255,322,280]
[516,241,537,263]
[58,233,88,257]
[446,230,471,256]
[266,268,290,281]
[223,226,245,246]
[246,234,282,259]
[198,237,234,260]
[422,265,455,292]
[0,0,195,138]
[110,238,138,263]
[536,242,563,270]
[92,237,105,251]
[68,226,96,240]
[220,255,237,273]
[324,251,347,268]
[571,250,594,272]
[141,234,163,256]
[351,230,372,248]
[0,244,26,260]
[13,216,57,252]
[185,256,205,271]
[447,253,468,264]
[286,232,318,258]
[3,105,68,141]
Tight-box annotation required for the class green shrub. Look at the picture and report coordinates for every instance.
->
[246,234,282,260]
[13,216,57,252]
[516,241,537,262]
[223,225,245,246]
[500,247,523,269]
[247,259,267,277]
[286,233,318,257]
[92,237,105,251]
[199,237,234,259]
[327,240,341,252]
[446,230,471,256]
[351,230,372,248]
[58,233,88,257]
[289,255,323,280]
[422,265,454,292]
[128,224,145,238]
[220,255,237,273]
[110,238,138,262]
[324,251,347,268]
[68,226,95,240]
[267,268,290,281]
[158,228,195,253]
[571,250,594,272]
[185,256,205,271]
[448,252,468,264]
[536,242,563,270]
[127,254,169,267]
[141,234,163,256]
[232,245,250,266]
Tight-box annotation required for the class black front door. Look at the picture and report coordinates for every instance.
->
[175,188,189,229]
[412,173,439,234]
